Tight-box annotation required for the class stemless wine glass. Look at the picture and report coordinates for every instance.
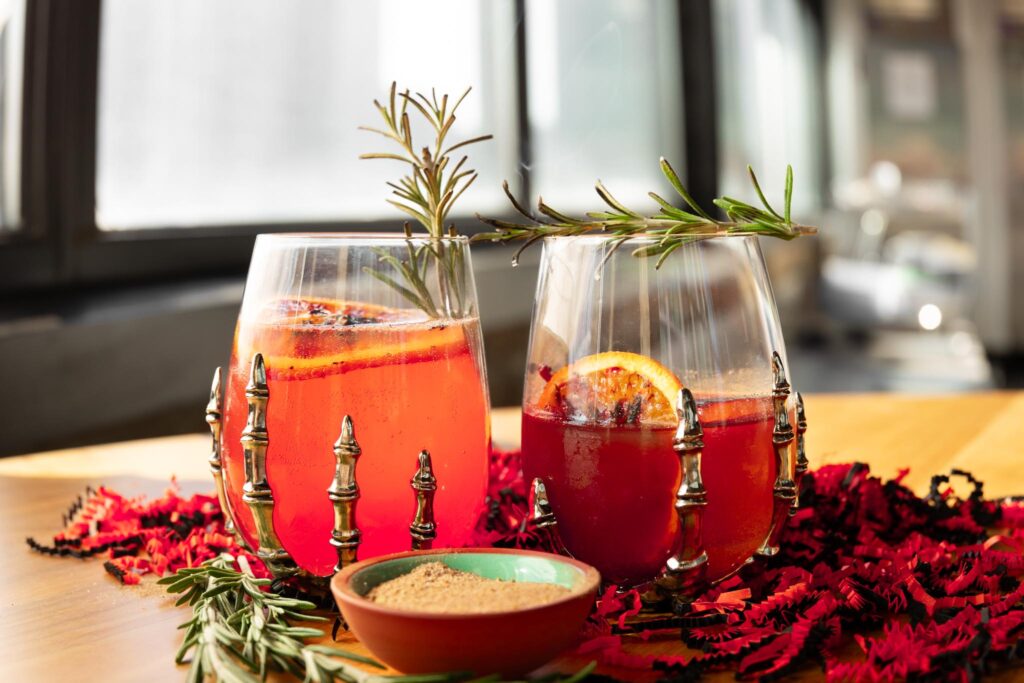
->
[221,234,491,577]
[521,234,792,587]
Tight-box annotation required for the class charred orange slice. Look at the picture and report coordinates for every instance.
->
[536,352,683,425]
[248,298,470,380]
[262,297,419,326]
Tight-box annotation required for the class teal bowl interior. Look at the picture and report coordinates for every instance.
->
[348,552,588,600]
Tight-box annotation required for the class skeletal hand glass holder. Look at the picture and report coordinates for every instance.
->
[519,235,811,611]
[207,233,492,586]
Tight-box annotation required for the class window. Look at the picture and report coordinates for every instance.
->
[714,0,822,212]
[525,0,683,208]
[97,0,518,229]
[0,1,741,290]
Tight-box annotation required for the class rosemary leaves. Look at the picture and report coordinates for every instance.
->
[475,159,817,267]
[160,554,411,683]
[360,83,490,318]
[161,554,595,682]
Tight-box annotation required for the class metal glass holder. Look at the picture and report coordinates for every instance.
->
[642,388,709,609]
[756,352,797,558]
[240,353,300,579]
[409,450,437,550]
[328,415,361,572]
[528,477,571,557]
[206,367,249,551]
[792,392,809,515]
[208,352,445,585]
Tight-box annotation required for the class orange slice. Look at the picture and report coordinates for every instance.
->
[247,298,469,380]
[536,352,683,425]
[262,297,419,326]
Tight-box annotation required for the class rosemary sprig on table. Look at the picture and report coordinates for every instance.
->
[360,82,490,317]
[161,554,595,682]
[474,159,817,267]
[160,553,365,683]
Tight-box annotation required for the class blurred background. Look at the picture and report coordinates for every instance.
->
[2,0,1022,456]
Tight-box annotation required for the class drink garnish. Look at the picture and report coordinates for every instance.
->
[475,161,817,267]
[360,83,492,318]
[536,352,682,425]
[265,298,417,326]
[249,298,470,381]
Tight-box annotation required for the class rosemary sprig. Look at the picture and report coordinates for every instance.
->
[161,554,321,681]
[161,554,595,682]
[474,158,817,267]
[360,82,490,317]
[161,554,399,682]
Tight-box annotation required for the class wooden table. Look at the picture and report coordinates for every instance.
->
[4,393,1024,681]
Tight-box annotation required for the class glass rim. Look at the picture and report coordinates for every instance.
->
[256,231,469,244]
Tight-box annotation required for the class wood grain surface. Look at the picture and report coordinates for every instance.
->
[4,393,1024,681]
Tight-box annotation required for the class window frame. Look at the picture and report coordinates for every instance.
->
[1,0,715,293]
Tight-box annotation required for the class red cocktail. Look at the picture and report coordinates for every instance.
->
[523,396,775,585]
[521,351,776,586]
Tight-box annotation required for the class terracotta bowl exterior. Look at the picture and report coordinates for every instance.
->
[330,547,600,676]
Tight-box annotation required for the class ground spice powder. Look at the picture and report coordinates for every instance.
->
[366,561,571,613]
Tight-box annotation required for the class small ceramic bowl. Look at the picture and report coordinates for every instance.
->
[331,548,600,676]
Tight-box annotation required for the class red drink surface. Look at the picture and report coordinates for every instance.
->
[522,397,776,585]
[222,308,490,576]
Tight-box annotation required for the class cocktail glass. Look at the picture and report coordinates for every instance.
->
[221,233,491,576]
[521,234,792,587]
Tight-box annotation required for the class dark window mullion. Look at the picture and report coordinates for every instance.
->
[20,0,50,243]
[14,0,100,288]
[804,0,831,204]
[51,0,101,280]
[513,0,531,209]
[0,0,61,290]
[679,0,719,209]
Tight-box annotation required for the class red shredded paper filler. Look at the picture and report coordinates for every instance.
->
[28,454,1024,680]
[26,479,266,584]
